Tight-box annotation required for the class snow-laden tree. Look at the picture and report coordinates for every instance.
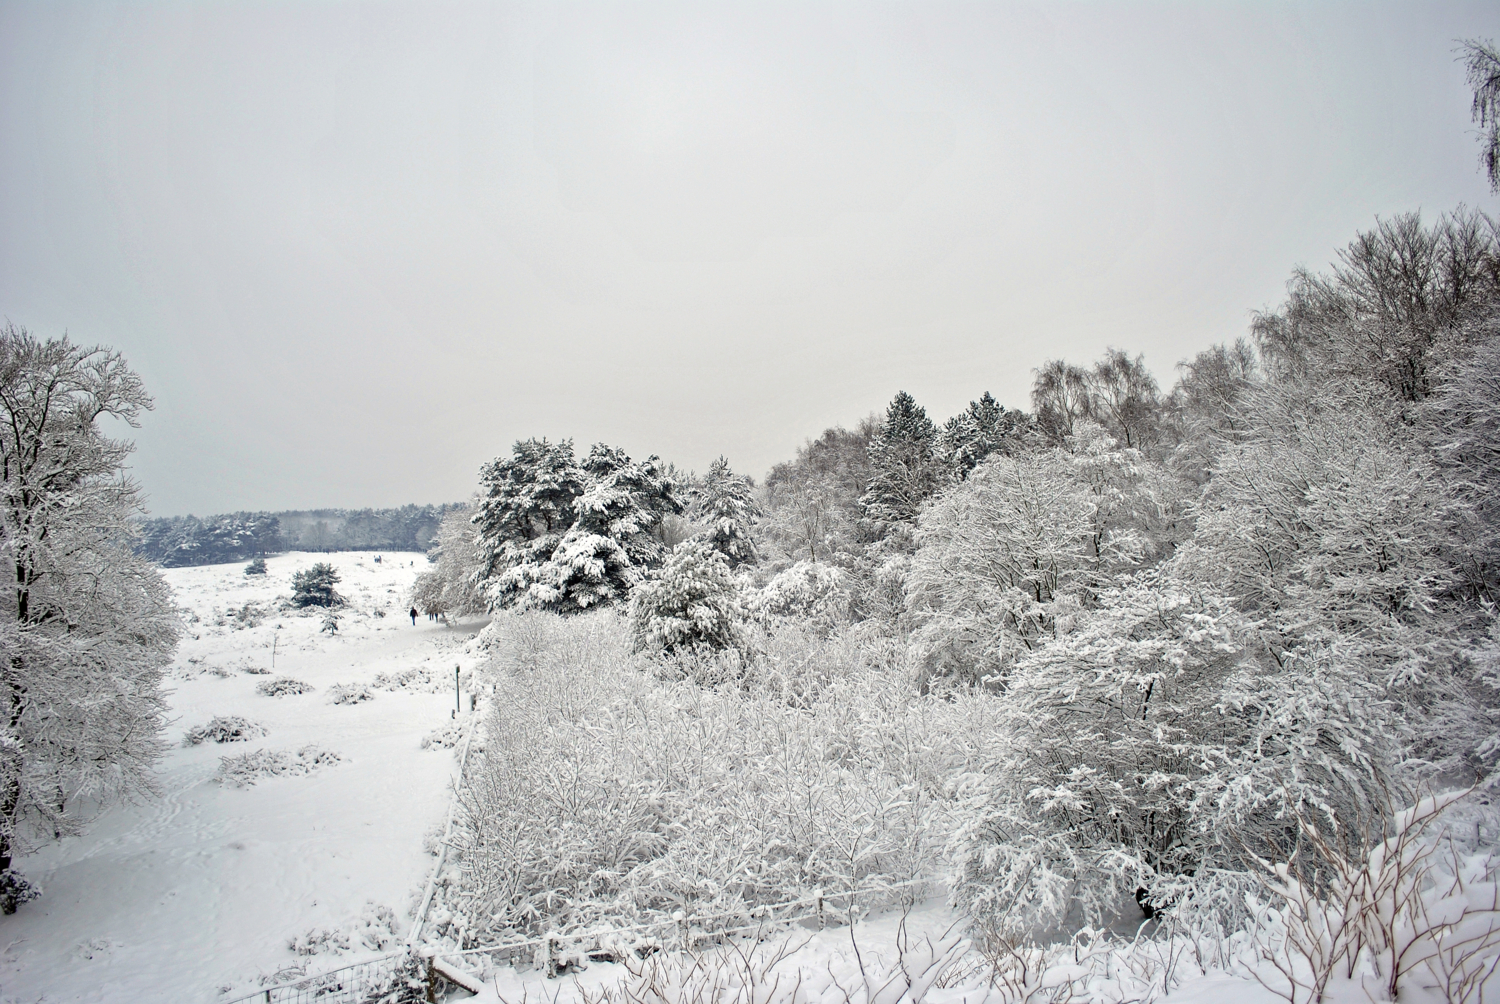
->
[689,456,758,567]
[1462,38,1500,192]
[905,423,1186,688]
[1422,335,1500,597]
[861,391,946,527]
[0,327,178,908]
[748,560,851,632]
[1176,383,1468,673]
[630,539,745,654]
[410,502,487,618]
[479,442,684,613]
[937,392,1035,479]
[950,573,1398,941]
[1251,209,1500,406]
[473,438,584,594]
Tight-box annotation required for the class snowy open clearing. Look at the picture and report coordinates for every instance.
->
[0,552,488,1003]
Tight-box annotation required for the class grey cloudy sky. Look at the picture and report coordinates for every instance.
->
[3,1,1498,517]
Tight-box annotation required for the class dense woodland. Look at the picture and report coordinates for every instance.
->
[413,206,1500,971]
[135,504,460,567]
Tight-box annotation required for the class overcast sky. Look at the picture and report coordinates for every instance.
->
[3,1,1498,517]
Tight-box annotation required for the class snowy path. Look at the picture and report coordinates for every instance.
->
[0,552,488,1004]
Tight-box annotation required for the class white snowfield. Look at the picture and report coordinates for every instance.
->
[0,552,487,1003]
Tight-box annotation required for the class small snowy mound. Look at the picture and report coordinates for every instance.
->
[326,683,374,705]
[256,676,315,697]
[371,666,441,692]
[288,902,401,957]
[420,721,464,750]
[217,745,342,787]
[182,715,267,745]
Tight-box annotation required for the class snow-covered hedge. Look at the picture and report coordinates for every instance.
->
[256,676,315,697]
[182,715,267,745]
[216,745,342,787]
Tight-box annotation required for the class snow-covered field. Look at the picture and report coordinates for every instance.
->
[0,552,488,1003]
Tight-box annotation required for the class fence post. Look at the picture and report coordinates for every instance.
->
[425,954,437,1003]
[545,931,560,979]
[816,888,825,931]
[674,910,688,952]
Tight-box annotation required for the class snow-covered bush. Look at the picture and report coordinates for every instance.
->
[216,745,342,787]
[1246,789,1500,1003]
[244,557,267,576]
[326,683,373,705]
[446,610,981,946]
[256,676,314,697]
[0,869,39,915]
[182,716,267,745]
[288,902,400,957]
[291,562,343,608]
[421,721,465,750]
[749,560,851,630]
[630,539,745,655]
[372,666,441,692]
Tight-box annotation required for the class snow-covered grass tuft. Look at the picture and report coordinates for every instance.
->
[420,720,464,750]
[287,901,401,957]
[182,715,267,745]
[216,745,343,787]
[371,666,443,692]
[326,683,375,705]
[256,676,315,697]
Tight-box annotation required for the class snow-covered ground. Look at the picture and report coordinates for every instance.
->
[0,552,488,1004]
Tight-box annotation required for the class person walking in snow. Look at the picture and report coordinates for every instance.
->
[409,606,418,626]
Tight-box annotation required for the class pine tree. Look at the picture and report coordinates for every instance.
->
[690,456,759,567]
[938,392,1034,478]
[0,326,178,907]
[473,438,585,608]
[290,562,343,608]
[629,539,744,653]
[860,391,946,526]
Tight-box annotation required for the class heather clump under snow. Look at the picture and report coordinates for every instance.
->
[182,715,267,745]
[216,745,343,787]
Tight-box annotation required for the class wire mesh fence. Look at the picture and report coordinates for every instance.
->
[220,950,417,1004]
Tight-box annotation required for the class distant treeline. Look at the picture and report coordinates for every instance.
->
[135,504,465,567]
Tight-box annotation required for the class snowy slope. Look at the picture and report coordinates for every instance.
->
[0,552,487,1004]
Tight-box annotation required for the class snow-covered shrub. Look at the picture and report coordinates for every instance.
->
[0,869,39,915]
[1246,789,1500,1003]
[949,572,1399,942]
[216,745,342,787]
[326,683,373,705]
[291,562,343,608]
[288,902,400,957]
[447,610,978,945]
[629,539,745,655]
[222,601,266,629]
[320,610,339,634]
[372,666,441,692]
[421,721,464,750]
[244,557,267,576]
[749,560,850,631]
[182,716,267,745]
[256,676,314,697]
[288,925,351,956]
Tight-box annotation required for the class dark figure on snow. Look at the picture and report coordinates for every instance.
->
[409,606,418,626]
